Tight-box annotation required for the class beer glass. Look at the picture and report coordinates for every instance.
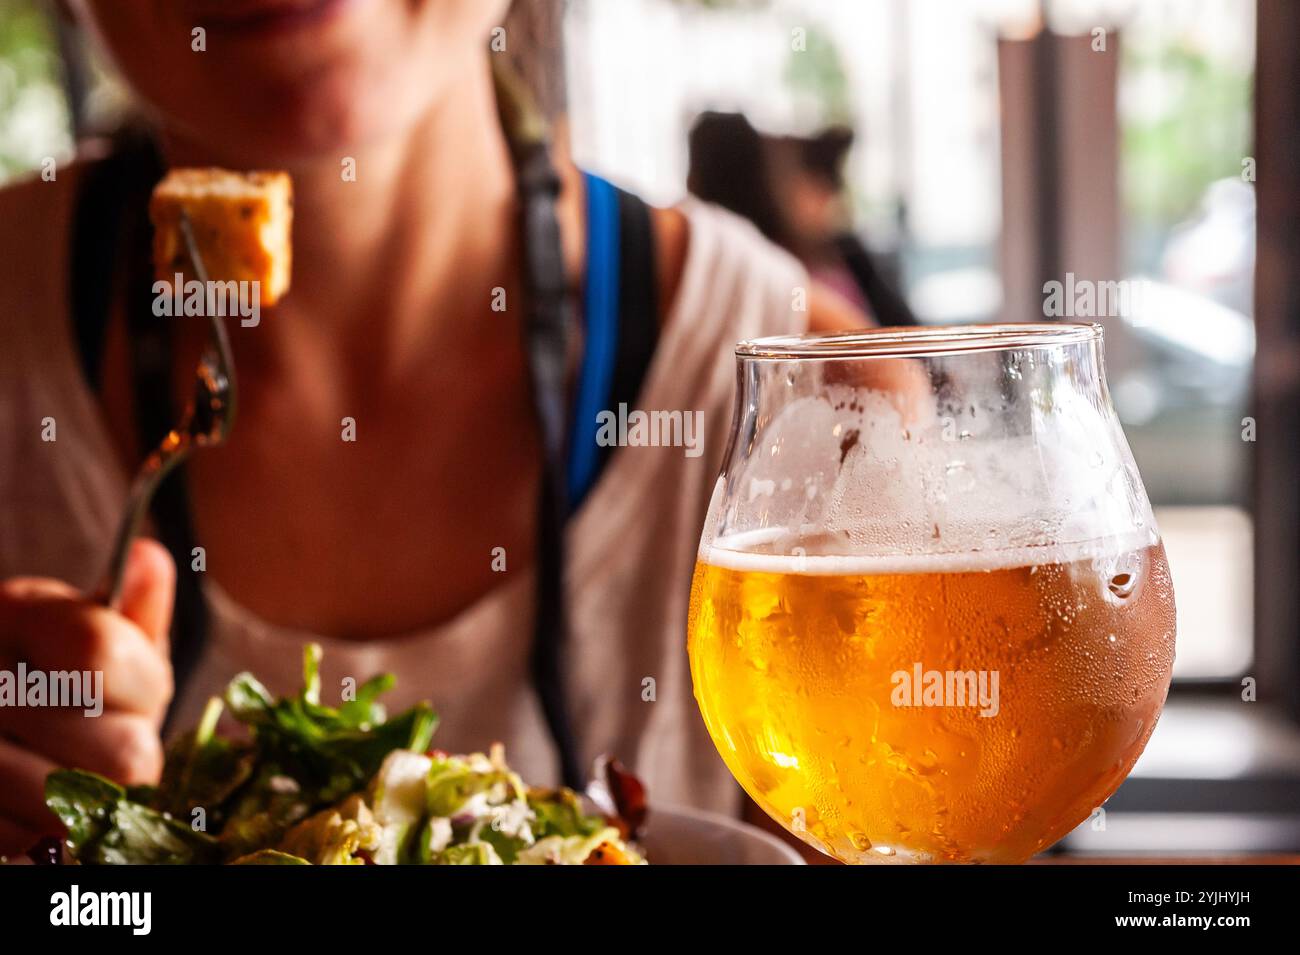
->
[688,324,1175,863]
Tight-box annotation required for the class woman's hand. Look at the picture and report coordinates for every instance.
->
[0,540,175,858]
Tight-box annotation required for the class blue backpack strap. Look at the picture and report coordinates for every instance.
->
[567,172,620,505]
[607,187,660,420]
[567,172,660,508]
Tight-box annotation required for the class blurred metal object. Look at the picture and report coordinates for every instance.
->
[97,211,237,608]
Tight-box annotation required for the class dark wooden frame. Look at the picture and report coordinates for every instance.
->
[1253,0,1300,721]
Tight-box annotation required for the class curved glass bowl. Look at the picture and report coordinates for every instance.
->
[688,324,1176,864]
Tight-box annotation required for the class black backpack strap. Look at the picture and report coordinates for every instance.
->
[512,138,585,790]
[568,179,660,498]
[608,187,660,419]
[69,138,154,391]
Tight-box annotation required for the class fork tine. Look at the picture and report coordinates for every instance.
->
[98,211,239,606]
[178,209,237,430]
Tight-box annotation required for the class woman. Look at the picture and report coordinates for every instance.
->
[0,0,866,855]
[687,110,917,326]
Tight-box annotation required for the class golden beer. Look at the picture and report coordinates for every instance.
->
[688,538,1176,864]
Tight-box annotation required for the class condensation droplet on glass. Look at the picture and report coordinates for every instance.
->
[1108,572,1136,599]
[945,460,976,493]
[747,477,776,501]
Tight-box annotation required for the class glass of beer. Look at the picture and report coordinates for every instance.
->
[688,324,1175,863]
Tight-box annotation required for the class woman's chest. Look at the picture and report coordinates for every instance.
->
[180,376,542,640]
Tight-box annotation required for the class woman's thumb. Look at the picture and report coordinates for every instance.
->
[117,538,176,651]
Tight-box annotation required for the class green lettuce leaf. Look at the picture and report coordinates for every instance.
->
[432,842,502,865]
[225,645,437,808]
[45,644,442,864]
[527,788,606,840]
[230,849,312,865]
[45,769,220,865]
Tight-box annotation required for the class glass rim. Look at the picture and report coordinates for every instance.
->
[736,323,1103,359]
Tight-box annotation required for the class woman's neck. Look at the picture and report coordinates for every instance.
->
[160,52,522,384]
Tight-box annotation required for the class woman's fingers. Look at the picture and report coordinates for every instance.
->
[117,538,176,652]
[0,736,60,835]
[0,575,78,602]
[0,816,40,863]
[0,709,163,788]
[0,588,173,721]
[0,546,177,856]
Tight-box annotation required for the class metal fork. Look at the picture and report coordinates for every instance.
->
[97,211,238,608]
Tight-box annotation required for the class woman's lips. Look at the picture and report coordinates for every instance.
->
[191,0,360,36]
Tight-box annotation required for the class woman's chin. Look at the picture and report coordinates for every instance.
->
[180,118,394,170]
[158,59,425,168]
[183,0,398,92]
[193,0,372,46]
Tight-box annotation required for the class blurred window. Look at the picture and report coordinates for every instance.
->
[1111,0,1255,679]
[1,0,1259,681]
[569,0,1256,680]
[0,0,70,181]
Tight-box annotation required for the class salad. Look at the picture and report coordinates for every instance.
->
[42,645,646,865]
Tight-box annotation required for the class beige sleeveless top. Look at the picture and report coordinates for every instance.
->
[0,195,808,814]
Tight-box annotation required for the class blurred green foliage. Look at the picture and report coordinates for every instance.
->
[0,0,71,181]
[1122,42,1253,225]
[783,21,852,126]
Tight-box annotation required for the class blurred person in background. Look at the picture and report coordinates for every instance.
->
[0,0,881,855]
[688,110,915,327]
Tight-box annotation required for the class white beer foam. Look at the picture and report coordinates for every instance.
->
[703,527,1158,576]
[715,380,1157,560]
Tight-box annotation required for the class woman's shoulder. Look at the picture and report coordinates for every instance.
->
[0,160,85,334]
[0,160,122,585]
[648,204,689,325]
[650,196,868,346]
[0,158,84,242]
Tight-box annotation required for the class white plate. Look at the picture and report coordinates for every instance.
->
[637,804,805,865]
